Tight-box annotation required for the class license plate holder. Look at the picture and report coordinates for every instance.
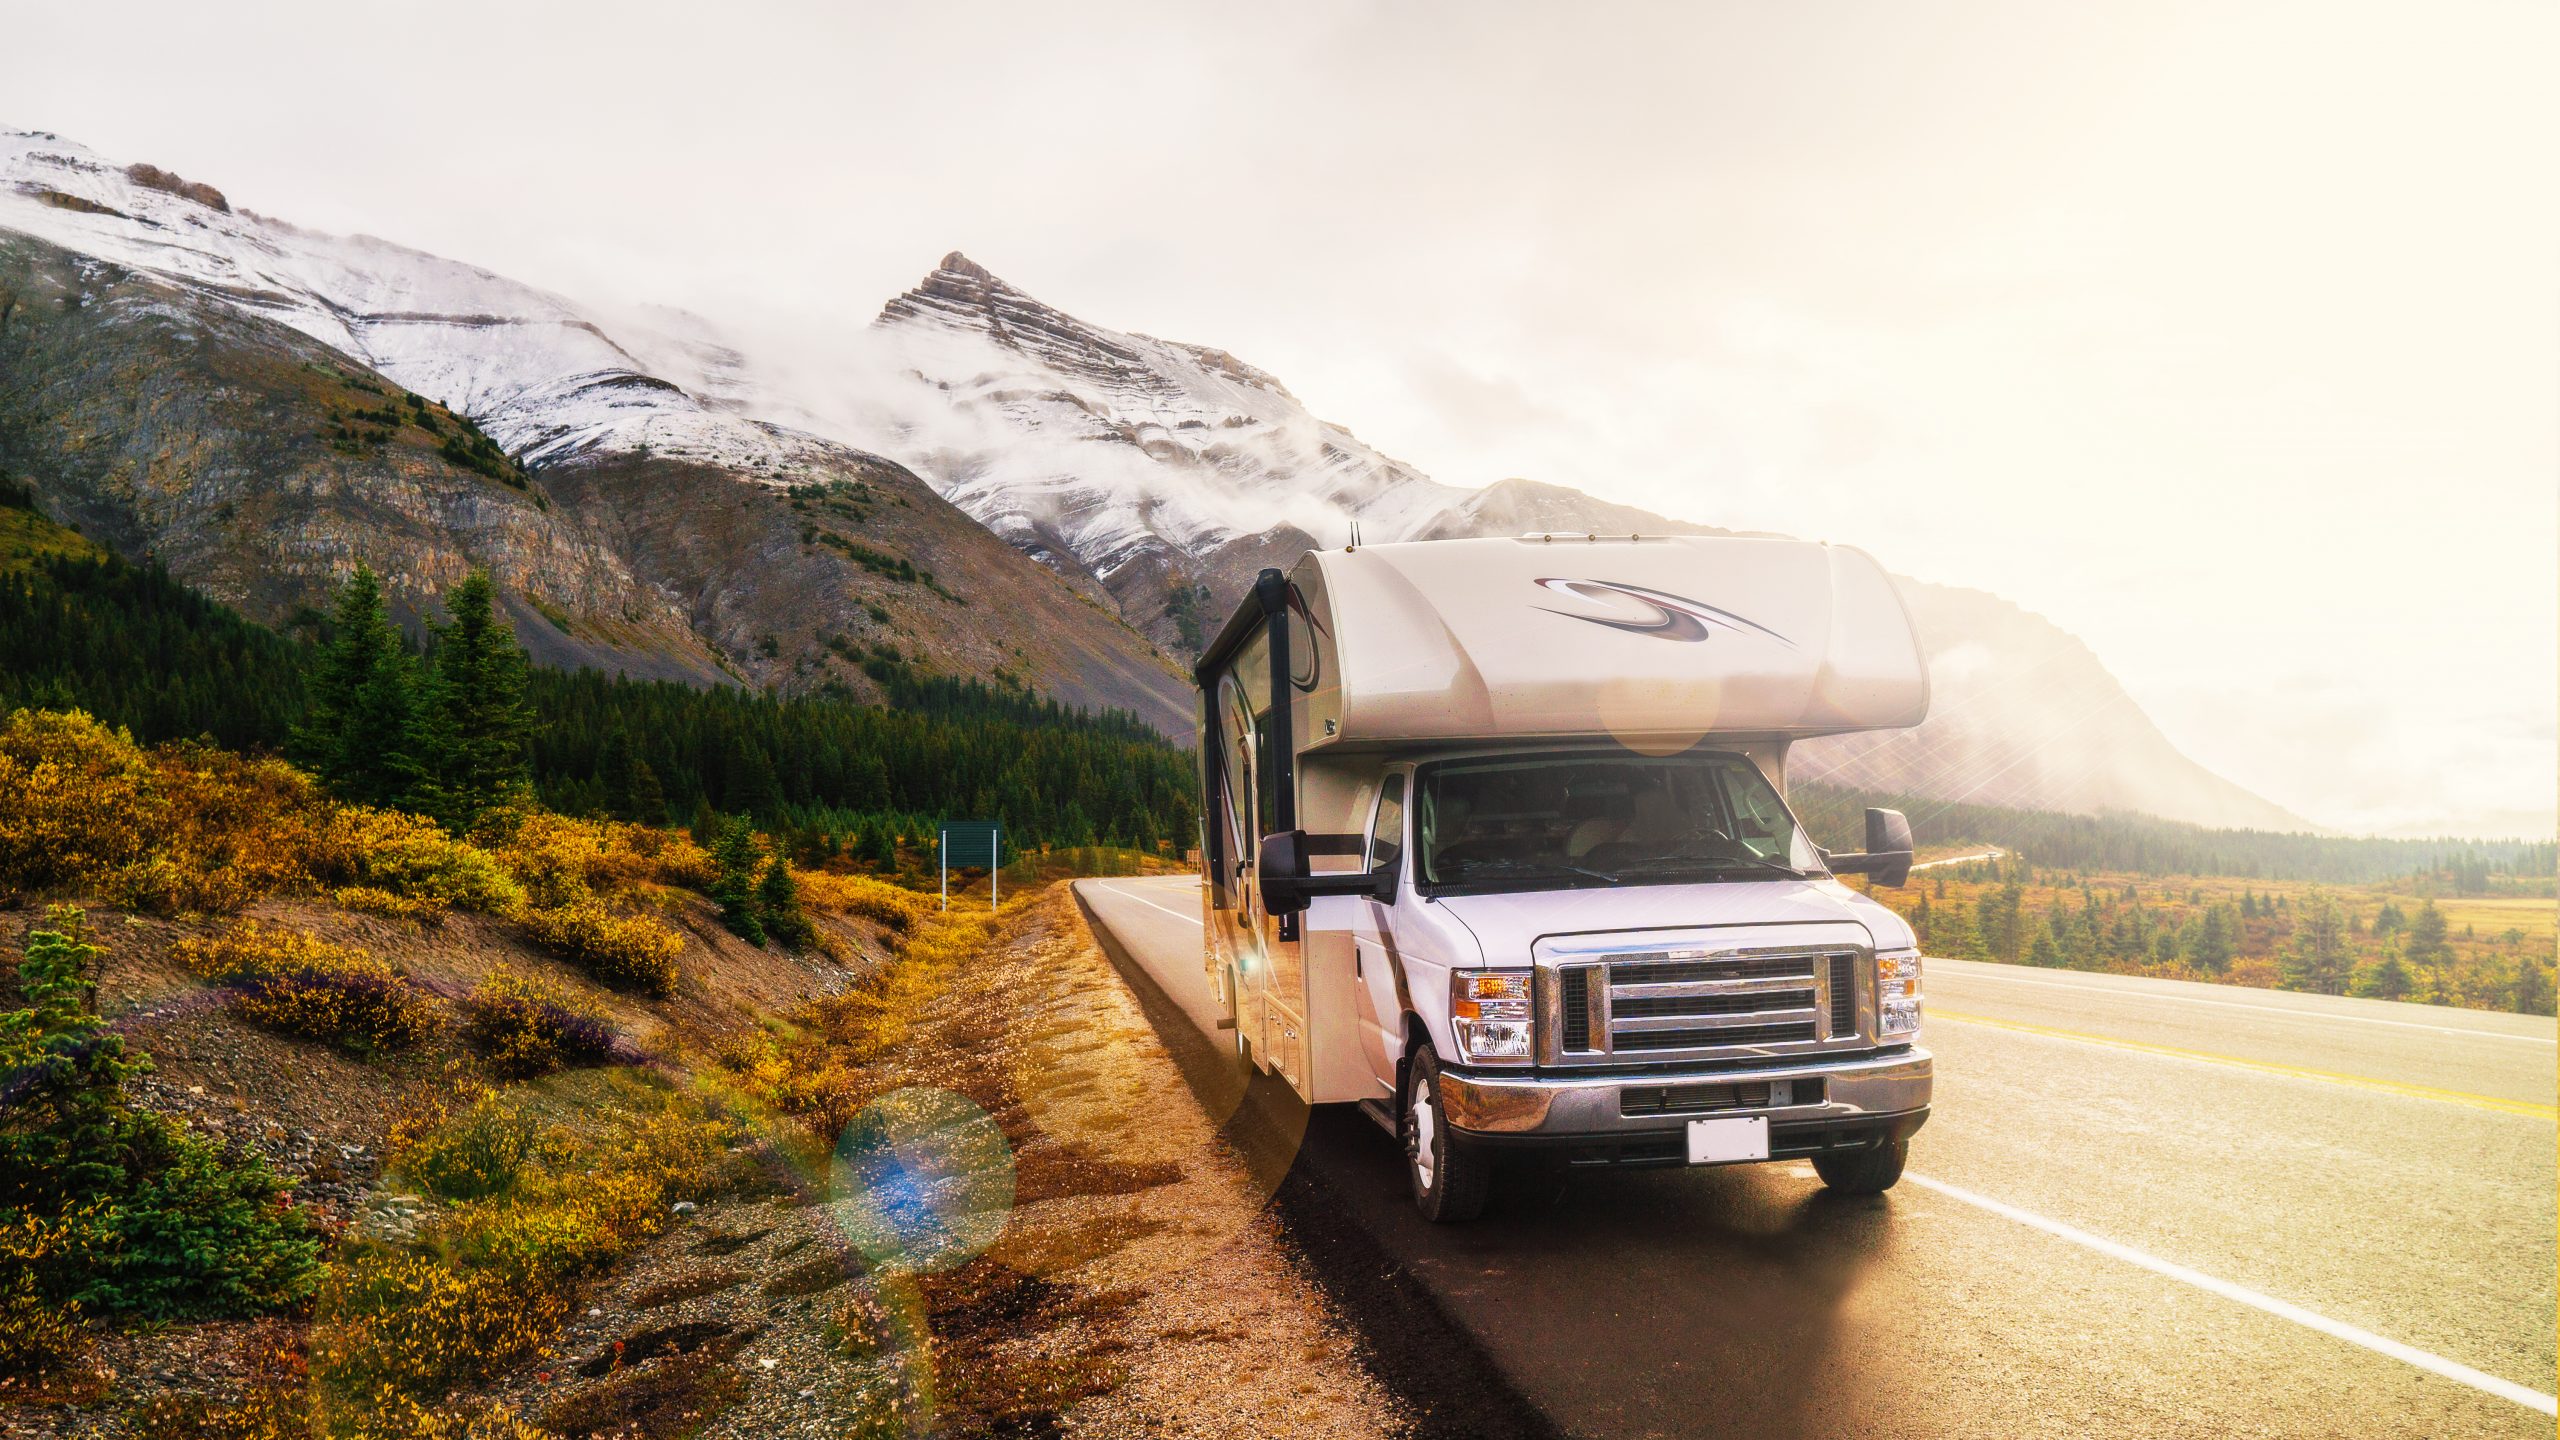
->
[1685,1115,1770,1165]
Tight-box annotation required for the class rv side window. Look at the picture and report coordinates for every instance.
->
[1254,706,1283,847]
[1216,677,1257,873]
[1368,775,1406,876]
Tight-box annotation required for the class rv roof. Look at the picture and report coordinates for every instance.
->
[1294,534,1928,747]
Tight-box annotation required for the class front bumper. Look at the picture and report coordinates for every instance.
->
[1437,1045,1932,1150]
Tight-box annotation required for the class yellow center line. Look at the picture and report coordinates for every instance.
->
[1932,1009,2558,1121]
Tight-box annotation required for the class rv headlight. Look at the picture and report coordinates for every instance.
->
[1877,949,1922,1037]
[1450,970,1534,1064]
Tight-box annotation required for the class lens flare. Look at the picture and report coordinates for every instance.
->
[828,1087,1015,1274]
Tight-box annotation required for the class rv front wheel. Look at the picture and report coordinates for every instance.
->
[1404,1046,1491,1223]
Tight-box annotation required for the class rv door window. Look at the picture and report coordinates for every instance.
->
[1416,750,1823,893]
[1217,676,1257,869]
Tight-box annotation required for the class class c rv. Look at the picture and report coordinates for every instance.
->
[1195,534,1933,1221]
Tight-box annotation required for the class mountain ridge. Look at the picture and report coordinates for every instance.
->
[0,127,2303,830]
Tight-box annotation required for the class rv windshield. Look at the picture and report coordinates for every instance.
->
[1415,750,1824,892]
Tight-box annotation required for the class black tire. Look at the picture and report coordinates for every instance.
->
[1813,1139,1908,1195]
[1404,1045,1493,1222]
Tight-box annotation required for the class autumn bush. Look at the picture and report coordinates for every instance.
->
[392,1086,539,1204]
[111,742,331,913]
[0,1213,89,1378]
[312,805,521,918]
[312,1249,569,1401]
[798,867,926,933]
[0,708,163,897]
[330,884,449,924]
[177,921,441,1056]
[333,1072,736,1419]
[490,811,713,904]
[461,968,620,1078]
[519,896,682,996]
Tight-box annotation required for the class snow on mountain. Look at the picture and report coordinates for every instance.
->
[0,129,830,477]
[769,252,1467,584]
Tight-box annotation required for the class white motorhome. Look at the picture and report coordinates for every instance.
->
[1195,534,1933,1221]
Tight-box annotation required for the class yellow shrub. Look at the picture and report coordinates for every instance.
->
[140,1387,549,1440]
[175,922,440,1055]
[443,1170,666,1282]
[113,743,330,913]
[519,897,681,996]
[799,869,927,932]
[491,813,715,907]
[392,1089,538,1203]
[0,708,162,897]
[331,885,447,925]
[314,807,521,916]
[310,1250,568,1398]
[460,968,619,1078]
[0,1210,90,1379]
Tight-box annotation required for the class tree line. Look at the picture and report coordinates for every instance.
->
[1792,782,2553,889]
[1886,858,2552,1015]
[0,538,1200,854]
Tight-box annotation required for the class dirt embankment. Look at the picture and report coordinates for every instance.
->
[3,883,1404,1439]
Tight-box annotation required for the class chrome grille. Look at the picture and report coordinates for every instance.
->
[1542,946,1868,1064]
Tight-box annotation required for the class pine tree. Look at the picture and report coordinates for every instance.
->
[626,758,669,827]
[2352,948,2412,1001]
[2027,923,2063,968]
[2279,892,2352,995]
[0,908,142,1205]
[412,571,534,830]
[291,564,419,807]
[2405,901,2452,968]
[2514,958,2554,1017]
[709,817,766,944]
[2185,906,2233,972]
[758,856,816,951]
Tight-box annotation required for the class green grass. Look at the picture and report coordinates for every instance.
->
[0,504,103,572]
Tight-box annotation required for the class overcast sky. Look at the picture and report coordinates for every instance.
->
[10,0,2553,837]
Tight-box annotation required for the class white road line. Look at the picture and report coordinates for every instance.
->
[1092,882,1203,929]
[1904,1173,2559,1417]
[1938,967,2559,1046]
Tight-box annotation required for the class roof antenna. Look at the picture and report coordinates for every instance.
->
[1347,519,1362,552]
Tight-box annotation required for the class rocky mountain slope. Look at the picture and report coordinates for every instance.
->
[0,131,1189,729]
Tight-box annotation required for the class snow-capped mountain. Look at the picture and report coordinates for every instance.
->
[0,126,2302,828]
[0,129,1193,726]
[0,129,813,475]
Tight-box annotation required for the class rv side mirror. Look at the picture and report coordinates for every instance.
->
[1257,829,1314,915]
[1825,807,1915,888]
[1258,829,1393,915]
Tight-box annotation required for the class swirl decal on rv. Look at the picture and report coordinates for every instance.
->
[1286,582,1327,692]
[1532,578,1796,648]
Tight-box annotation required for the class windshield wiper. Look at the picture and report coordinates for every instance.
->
[1606,854,1806,882]
[1443,858,1622,885]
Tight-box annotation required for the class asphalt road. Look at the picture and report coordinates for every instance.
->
[1075,874,2558,1440]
